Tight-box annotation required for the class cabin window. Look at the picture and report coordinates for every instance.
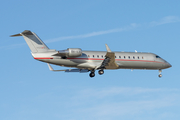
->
[142,56,144,59]
[133,56,135,59]
[93,55,94,58]
[124,56,126,59]
[88,55,90,57]
[101,55,103,58]
[115,56,116,58]
[128,56,130,59]
[97,55,99,58]
[138,56,139,59]
[119,56,121,58]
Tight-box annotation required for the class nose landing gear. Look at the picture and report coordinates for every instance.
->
[158,69,162,78]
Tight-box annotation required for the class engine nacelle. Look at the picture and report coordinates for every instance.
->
[57,48,82,57]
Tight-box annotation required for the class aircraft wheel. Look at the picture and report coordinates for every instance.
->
[89,72,95,78]
[158,74,162,78]
[158,69,162,78]
[98,70,104,75]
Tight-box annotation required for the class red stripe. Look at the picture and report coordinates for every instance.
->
[67,58,104,60]
[34,57,53,59]
[67,58,165,64]
[115,59,164,64]
[34,57,165,64]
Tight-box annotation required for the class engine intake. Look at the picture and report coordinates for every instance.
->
[57,48,82,57]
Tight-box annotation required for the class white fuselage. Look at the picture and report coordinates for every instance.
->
[32,51,171,70]
[11,30,172,77]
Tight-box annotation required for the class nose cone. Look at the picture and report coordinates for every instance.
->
[166,63,172,68]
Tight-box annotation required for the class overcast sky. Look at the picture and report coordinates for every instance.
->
[1,0,180,120]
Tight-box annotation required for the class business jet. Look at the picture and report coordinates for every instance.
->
[11,30,171,78]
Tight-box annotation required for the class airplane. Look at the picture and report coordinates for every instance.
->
[11,30,172,78]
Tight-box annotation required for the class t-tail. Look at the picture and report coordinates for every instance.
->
[10,30,50,53]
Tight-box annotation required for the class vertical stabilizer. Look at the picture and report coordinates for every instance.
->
[11,30,49,52]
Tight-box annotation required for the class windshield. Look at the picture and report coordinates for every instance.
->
[156,55,161,58]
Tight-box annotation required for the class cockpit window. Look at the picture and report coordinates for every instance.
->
[156,56,161,58]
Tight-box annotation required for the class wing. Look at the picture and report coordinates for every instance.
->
[98,44,119,69]
[47,63,89,73]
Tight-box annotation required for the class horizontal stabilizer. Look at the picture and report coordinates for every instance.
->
[10,30,33,37]
[10,33,22,37]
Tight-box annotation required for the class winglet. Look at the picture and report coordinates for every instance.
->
[47,63,66,71]
[105,44,111,52]
[47,63,54,71]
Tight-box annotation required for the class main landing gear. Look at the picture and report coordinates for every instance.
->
[89,70,104,78]
[158,69,162,78]
[89,72,95,77]
[98,70,104,75]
